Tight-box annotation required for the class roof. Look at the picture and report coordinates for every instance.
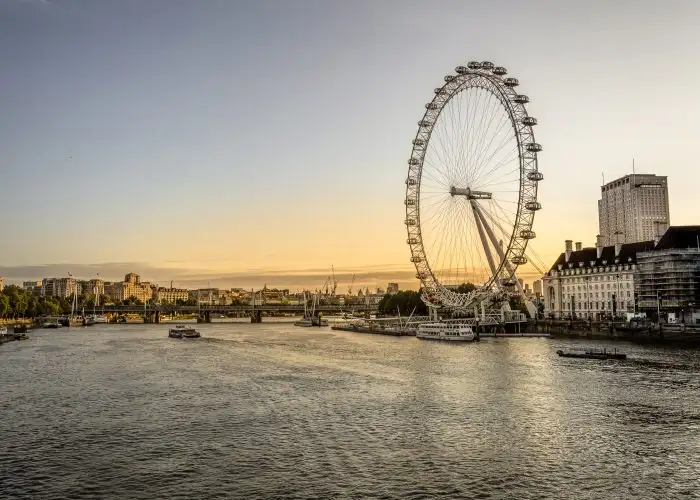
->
[548,240,655,272]
[655,226,700,250]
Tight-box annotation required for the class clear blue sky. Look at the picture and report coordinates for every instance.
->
[1,0,699,289]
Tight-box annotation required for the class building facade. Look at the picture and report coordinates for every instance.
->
[155,287,190,304]
[105,273,153,303]
[23,280,43,296]
[635,226,700,324]
[387,283,399,295]
[543,239,653,319]
[598,173,670,246]
[42,277,81,298]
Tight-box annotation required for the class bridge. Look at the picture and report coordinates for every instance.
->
[96,303,379,323]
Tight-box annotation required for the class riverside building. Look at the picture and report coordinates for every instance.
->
[598,173,670,246]
[543,239,653,320]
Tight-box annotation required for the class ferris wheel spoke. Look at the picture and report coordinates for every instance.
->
[471,90,504,182]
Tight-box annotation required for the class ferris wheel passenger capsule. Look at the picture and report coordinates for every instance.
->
[521,117,537,126]
[480,61,494,70]
[408,158,420,166]
[404,218,416,226]
[434,88,446,94]
[455,65,468,74]
[520,230,536,239]
[467,61,482,69]
[412,139,425,147]
[425,102,438,110]
[410,255,423,263]
[511,255,528,265]
[405,198,416,206]
[444,75,455,82]
[504,77,519,87]
[406,177,417,186]
[501,277,517,287]
[526,143,542,152]
[525,201,542,211]
[418,119,433,127]
[407,238,418,245]
[514,94,529,104]
[493,66,507,76]
[527,170,544,182]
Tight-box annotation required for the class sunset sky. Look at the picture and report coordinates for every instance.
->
[2,0,699,290]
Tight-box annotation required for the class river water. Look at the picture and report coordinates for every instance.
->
[1,321,699,499]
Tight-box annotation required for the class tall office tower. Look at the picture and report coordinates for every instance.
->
[598,174,670,246]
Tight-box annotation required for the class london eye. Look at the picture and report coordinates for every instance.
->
[404,60,543,313]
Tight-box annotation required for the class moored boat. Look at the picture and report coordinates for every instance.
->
[43,321,62,329]
[13,324,30,334]
[168,324,201,339]
[417,322,476,342]
[0,327,7,336]
[556,347,627,360]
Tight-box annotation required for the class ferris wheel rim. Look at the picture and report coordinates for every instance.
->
[404,63,542,310]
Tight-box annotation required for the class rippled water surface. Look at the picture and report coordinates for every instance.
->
[2,322,700,499]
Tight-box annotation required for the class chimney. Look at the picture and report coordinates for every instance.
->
[575,242,582,252]
[565,240,573,262]
[596,235,603,259]
[614,231,622,257]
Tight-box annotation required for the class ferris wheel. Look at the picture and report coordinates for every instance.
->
[404,60,543,311]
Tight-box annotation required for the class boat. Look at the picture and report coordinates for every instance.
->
[168,324,201,339]
[13,324,30,334]
[556,347,627,360]
[43,321,62,329]
[87,314,108,324]
[294,291,328,327]
[0,327,7,335]
[416,322,476,341]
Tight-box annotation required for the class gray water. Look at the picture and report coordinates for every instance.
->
[1,322,699,499]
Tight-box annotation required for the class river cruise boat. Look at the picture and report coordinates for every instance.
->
[417,322,476,342]
[0,327,7,336]
[556,347,626,360]
[168,324,201,339]
[43,320,62,329]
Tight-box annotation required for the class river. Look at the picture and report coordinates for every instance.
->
[1,322,699,499]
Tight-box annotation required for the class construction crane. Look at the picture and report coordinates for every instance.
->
[348,274,356,295]
[331,265,338,296]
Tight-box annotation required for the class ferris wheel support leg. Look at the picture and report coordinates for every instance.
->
[471,201,498,277]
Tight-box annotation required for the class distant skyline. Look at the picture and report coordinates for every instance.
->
[2,0,700,290]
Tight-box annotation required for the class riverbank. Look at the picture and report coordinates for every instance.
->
[530,319,700,346]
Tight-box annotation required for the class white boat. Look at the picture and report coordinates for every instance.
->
[416,322,476,341]
[0,327,7,335]
[294,291,328,327]
[294,317,314,327]
[168,324,201,339]
[93,314,108,324]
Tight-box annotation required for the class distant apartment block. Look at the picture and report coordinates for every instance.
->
[42,277,80,298]
[598,173,670,246]
[22,280,43,296]
[155,287,189,304]
[105,273,154,303]
[387,282,399,294]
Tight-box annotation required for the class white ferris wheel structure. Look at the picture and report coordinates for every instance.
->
[404,60,543,318]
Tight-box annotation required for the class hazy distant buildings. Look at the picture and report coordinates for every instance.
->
[42,277,80,298]
[22,281,43,296]
[598,174,670,246]
[532,279,542,296]
[387,282,399,294]
[155,287,189,304]
[105,273,153,303]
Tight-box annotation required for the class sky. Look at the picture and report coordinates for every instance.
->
[1,0,699,290]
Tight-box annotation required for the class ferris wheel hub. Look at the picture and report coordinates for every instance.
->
[449,186,492,199]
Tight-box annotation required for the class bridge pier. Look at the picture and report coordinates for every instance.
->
[197,311,211,323]
[251,310,262,323]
